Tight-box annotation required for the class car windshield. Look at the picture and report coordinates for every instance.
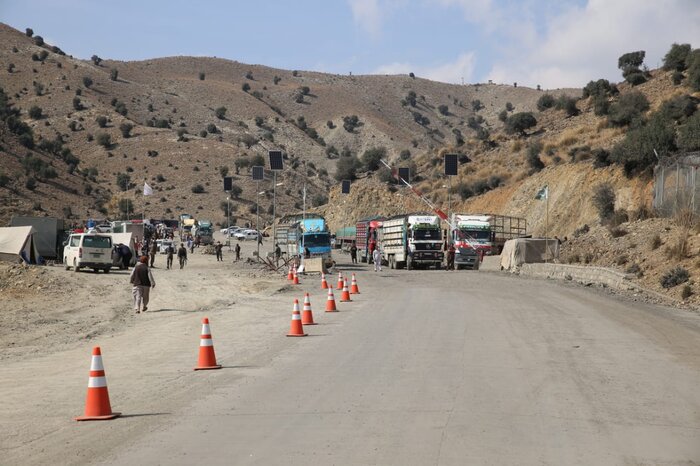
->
[413,228,441,240]
[456,229,490,241]
[83,236,112,248]
[303,233,330,248]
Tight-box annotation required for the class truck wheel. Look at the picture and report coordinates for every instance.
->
[64,258,69,271]
[406,257,412,271]
[103,267,110,274]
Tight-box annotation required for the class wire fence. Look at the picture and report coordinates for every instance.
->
[653,153,700,218]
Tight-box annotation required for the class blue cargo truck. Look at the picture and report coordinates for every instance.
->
[276,215,333,268]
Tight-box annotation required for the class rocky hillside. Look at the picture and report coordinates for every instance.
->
[0,22,573,227]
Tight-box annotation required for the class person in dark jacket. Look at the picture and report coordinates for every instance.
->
[129,256,155,313]
[119,243,132,270]
[177,243,188,269]
[214,241,223,261]
[166,244,174,269]
[350,242,358,264]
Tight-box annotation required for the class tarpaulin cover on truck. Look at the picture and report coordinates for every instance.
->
[500,238,560,270]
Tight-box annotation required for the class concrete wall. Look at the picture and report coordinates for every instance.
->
[517,263,636,291]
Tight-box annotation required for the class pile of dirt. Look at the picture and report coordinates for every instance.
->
[0,263,62,297]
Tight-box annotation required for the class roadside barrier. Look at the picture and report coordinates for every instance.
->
[321,273,328,290]
[340,278,352,302]
[301,292,317,325]
[75,346,120,421]
[350,273,360,294]
[287,299,308,337]
[325,287,338,312]
[194,317,222,370]
[336,272,344,290]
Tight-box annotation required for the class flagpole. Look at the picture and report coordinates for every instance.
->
[545,188,549,264]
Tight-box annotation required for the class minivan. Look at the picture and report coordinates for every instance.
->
[64,233,113,273]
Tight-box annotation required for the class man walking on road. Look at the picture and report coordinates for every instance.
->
[235,242,241,261]
[215,241,223,261]
[166,243,174,269]
[149,240,158,267]
[372,247,382,272]
[129,256,155,313]
[350,241,358,264]
[177,243,188,269]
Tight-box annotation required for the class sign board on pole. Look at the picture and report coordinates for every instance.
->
[398,167,410,183]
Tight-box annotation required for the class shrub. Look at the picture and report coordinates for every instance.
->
[299,86,310,95]
[609,209,629,227]
[609,226,628,238]
[660,266,689,289]
[241,83,250,92]
[626,72,647,86]
[611,116,676,175]
[25,177,37,190]
[505,102,514,111]
[110,68,118,81]
[659,94,697,122]
[412,111,430,126]
[229,183,243,198]
[409,72,415,78]
[526,142,544,172]
[215,107,227,119]
[199,130,207,138]
[19,133,34,148]
[312,194,328,207]
[592,95,610,116]
[438,104,449,116]
[33,35,44,46]
[672,71,684,85]
[116,173,130,191]
[663,43,691,71]
[199,71,205,80]
[273,75,281,84]
[154,119,169,128]
[682,285,692,300]
[28,106,42,119]
[592,183,615,221]
[505,112,537,135]
[96,116,107,128]
[471,99,482,111]
[607,91,649,127]
[0,173,9,187]
[342,115,361,133]
[405,91,417,107]
[678,112,700,152]
[96,132,111,147]
[335,155,361,181]
[239,134,257,148]
[25,28,33,37]
[7,63,15,73]
[72,97,83,110]
[191,184,205,194]
[91,55,102,66]
[399,149,411,160]
[498,110,508,122]
[82,76,93,88]
[618,50,645,81]
[593,149,611,168]
[537,94,556,111]
[555,96,579,116]
[687,49,700,91]
[119,123,133,138]
[361,147,386,172]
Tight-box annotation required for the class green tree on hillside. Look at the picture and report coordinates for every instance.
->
[505,112,537,136]
[663,43,692,71]
[618,50,646,85]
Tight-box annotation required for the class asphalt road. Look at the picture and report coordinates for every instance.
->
[101,265,700,465]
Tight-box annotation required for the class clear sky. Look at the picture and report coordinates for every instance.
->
[2,0,700,88]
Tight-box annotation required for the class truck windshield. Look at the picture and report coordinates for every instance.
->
[83,236,112,248]
[303,233,330,248]
[457,229,490,241]
[413,229,441,240]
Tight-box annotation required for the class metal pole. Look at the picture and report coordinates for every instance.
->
[545,191,549,264]
[256,181,260,261]
[272,171,277,254]
[447,177,452,245]
[227,195,231,250]
[301,181,306,267]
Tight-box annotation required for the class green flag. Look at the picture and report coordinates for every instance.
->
[535,185,548,200]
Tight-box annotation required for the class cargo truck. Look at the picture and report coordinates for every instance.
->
[276,215,333,268]
[451,213,528,269]
[379,214,443,270]
[355,216,384,263]
[193,219,214,245]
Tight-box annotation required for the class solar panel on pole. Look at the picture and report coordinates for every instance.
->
[252,165,264,181]
[444,154,458,176]
[341,180,351,194]
[398,167,410,183]
[223,176,232,192]
[268,150,284,171]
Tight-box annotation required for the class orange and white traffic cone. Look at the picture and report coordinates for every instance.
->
[336,271,344,290]
[75,346,121,421]
[301,292,317,325]
[325,287,338,312]
[321,273,328,290]
[287,299,308,337]
[350,273,360,294]
[340,278,352,302]
[292,268,300,285]
[287,265,294,280]
[194,317,222,370]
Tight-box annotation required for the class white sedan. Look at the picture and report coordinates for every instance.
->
[234,230,260,241]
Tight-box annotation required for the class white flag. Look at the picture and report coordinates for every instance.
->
[143,182,153,196]
[535,185,548,200]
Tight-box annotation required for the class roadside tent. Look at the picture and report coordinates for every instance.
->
[500,238,560,270]
[0,226,41,263]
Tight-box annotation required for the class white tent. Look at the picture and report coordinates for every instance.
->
[0,226,41,263]
[107,232,136,266]
[500,238,560,270]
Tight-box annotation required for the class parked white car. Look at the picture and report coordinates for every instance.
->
[227,227,244,237]
[157,239,174,254]
[234,229,260,241]
[64,232,113,273]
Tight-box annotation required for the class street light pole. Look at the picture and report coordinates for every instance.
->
[272,171,277,253]
[227,195,231,250]
[256,181,260,261]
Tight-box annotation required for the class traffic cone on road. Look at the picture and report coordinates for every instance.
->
[340,278,352,302]
[194,317,222,370]
[287,299,308,337]
[325,287,338,312]
[292,268,300,285]
[350,273,360,294]
[75,346,121,421]
[336,271,344,290]
[287,265,294,280]
[301,293,317,325]
[321,273,328,289]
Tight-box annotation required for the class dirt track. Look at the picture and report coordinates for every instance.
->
[1,236,700,465]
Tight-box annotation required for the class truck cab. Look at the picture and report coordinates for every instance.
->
[406,215,443,269]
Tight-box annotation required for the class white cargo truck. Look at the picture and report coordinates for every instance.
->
[379,214,443,270]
